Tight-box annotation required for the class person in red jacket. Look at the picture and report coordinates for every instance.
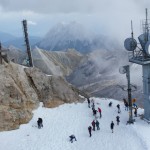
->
[98,107,102,118]
[92,120,96,131]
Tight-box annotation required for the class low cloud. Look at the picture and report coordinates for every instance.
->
[28,20,37,26]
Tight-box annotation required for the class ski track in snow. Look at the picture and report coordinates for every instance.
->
[0,98,149,150]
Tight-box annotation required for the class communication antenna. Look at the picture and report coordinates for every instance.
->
[145,8,149,42]
[22,20,33,67]
[131,20,134,39]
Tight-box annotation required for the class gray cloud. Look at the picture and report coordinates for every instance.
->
[0,0,149,39]
[0,0,144,14]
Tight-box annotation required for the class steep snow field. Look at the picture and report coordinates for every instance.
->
[0,98,149,150]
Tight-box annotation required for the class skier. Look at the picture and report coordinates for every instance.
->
[116,104,121,113]
[92,120,96,131]
[95,120,100,130]
[134,108,137,117]
[116,116,120,125]
[88,126,92,137]
[37,118,43,129]
[69,135,77,143]
[109,102,112,107]
[87,98,90,108]
[98,107,102,118]
[110,121,114,133]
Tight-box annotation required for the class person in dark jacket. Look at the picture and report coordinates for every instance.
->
[110,121,114,133]
[92,102,95,110]
[93,109,98,119]
[134,108,137,117]
[69,135,77,143]
[88,126,92,137]
[37,118,43,129]
[109,102,112,107]
[98,107,102,118]
[87,98,90,108]
[95,120,100,130]
[116,116,120,125]
[116,104,121,113]
[92,120,96,131]
[123,98,129,111]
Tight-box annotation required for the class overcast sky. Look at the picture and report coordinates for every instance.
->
[0,0,149,41]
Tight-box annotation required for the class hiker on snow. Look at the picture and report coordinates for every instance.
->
[98,107,102,118]
[109,102,112,107]
[134,108,138,117]
[92,102,95,110]
[88,126,92,137]
[37,118,43,129]
[95,120,100,130]
[92,120,96,131]
[69,135,77,143]
[87,98,90,108]
[117,104,121,113]
[123,98,128,111]
[116,116,120,125]
[110,121,114,133]
[93,109,98,119]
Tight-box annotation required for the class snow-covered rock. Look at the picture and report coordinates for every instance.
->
[0,98,148,150]
[0,62,82,131]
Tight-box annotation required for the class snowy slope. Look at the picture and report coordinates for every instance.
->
[0,98,149,150]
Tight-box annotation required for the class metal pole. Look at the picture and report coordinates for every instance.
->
[126,65,134,124]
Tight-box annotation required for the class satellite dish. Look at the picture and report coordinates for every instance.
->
[119,66,127,74]
[124,38,137,51]
[145,41,150,56]
[138,33,149,50]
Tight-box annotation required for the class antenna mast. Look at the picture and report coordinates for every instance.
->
[22,20,33,67]
[131,20,134,39]
[145,8,149,42]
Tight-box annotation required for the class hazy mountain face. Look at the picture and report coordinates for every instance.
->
[3,44,143,106]
[37,22,121,53]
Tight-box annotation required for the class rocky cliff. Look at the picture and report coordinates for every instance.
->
[0,62,81,131]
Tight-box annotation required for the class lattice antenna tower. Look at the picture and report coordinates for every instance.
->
[22,20,33,67]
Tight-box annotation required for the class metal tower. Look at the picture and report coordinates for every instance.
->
[22,20,33,67]
[124,8,150,121]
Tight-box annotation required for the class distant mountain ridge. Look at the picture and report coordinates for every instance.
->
[0,31,41,50]
[37,22,120,53]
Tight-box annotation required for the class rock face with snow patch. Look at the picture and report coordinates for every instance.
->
[0,62,81,131]
[32,47,83,76]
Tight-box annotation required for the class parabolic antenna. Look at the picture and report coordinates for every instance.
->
[124,38,137,51]
[145,41,150,56]
[119,66,127,74]
[138,33,149,50]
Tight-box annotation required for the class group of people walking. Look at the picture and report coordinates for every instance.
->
[87,98,123,136]
[36,97,138,143]
[87,98,101,137]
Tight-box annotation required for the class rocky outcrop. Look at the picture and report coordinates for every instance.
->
[0,62,81,131]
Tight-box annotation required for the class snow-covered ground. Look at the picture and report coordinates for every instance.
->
[0,98,150,150]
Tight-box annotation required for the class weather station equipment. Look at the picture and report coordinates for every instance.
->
[124,8,150,121]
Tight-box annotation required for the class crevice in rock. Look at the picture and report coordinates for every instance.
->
[26,75,41,100]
